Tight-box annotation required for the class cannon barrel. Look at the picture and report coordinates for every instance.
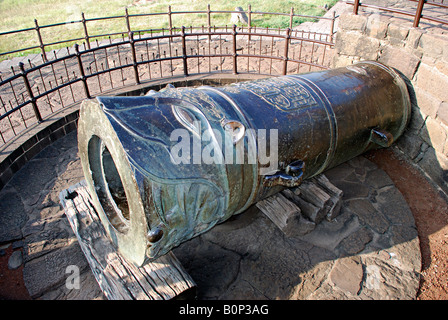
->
[78,61,411,265]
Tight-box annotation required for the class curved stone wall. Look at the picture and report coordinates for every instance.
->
[333,12,448,196]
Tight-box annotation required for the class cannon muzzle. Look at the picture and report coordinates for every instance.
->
[78,61,411,265]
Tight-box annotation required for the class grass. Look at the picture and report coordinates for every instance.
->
[0,0,338,60]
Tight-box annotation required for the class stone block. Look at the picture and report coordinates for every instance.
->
[332,54,356,68]
[444,43,448,63]
[336,31,380,60]
[378,46,420,80]
[437,102,448,127]
[396,132,423,160]
[337,227,373,255]
[417,148,448,193]
[421,54,437,67]
[10,155,27,176]
[338,13,367,32]
[21,135,38,153]
[387,24,409,46]
[335,31,360,56]
[444,139,448,158]
[230,7,249,25]
[419,33,446,58]
[8,250,23,270]
[8,157,57,207]
[357,36,381,60]
[435,61,448,78]
[420,116,447,154]
[414,87,441,119]
[375,186,415,227]
[0,191,27,243]
[346,198,390,234]
[23,244,88,298]
[331,180,369,200]
[365,168,394,189]
[414,142,430,163]
[329,256,363,295]
[415,63,448,102]
[366,14,388,39]
[0,167,12,190]
[409,104,426,132]
[405,28,424,50]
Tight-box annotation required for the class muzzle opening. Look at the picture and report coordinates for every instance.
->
[88,135,130,234]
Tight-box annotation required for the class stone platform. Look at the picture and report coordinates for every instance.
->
[0,130,421,299]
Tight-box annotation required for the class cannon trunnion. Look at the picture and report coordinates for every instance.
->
[78,61,411,266]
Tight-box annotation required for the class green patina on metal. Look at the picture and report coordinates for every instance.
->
[78,61,411,266]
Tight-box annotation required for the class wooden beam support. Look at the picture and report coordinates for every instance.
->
[257,174,343,237]
[59,181,196,300]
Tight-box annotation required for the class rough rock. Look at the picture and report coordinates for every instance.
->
[8,250,23,270]
[329,257,363,295]
[230,7,249,25]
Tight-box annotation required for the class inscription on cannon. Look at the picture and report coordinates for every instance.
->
[234,77,318,111]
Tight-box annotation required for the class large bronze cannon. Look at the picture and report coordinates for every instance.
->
[78,61,411,266]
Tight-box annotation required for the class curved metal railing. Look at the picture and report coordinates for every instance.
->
[347,0,448,27]
[0,6,336,148]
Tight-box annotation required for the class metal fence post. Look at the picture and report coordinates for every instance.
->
[125,8,132,33]
[414,0,425,27]
[18,62,42,122]
[129,32,140,85]
[207,4,212,43]
[232,25,238,74]
[353,0,360,14]
[282,28,291,75]
[181,26,189,76]
[330,11,336,43]
[74,44,91,99]
[289,7,294,29]
[168,5,173,42]
[248,4,252,41]
[81,12,91,50]
[34,19,47,62]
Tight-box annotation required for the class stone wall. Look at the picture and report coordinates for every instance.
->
[333,12,448,195]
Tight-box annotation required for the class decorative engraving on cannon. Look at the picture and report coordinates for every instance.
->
[77,61,411,266]
[233,77,319,110]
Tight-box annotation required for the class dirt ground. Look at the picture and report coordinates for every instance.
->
[0,246,30,300]
[366,148,448,300]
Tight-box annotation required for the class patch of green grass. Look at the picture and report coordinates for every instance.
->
[0,0,338,60]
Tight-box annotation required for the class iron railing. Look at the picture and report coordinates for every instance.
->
[0,7,336,148]
[0,5,336,62]
[348,0,448,27]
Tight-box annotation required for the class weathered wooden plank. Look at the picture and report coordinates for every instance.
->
[59,181,196,300]
[256,193,300,229]
[257,174,343,237]
[288,174,343,223]
[312,174,343,221]
[256,192,315,236]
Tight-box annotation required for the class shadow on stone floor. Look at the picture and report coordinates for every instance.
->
[390,69,448,284]
[173,154,422,300]
[0,131,103,299]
